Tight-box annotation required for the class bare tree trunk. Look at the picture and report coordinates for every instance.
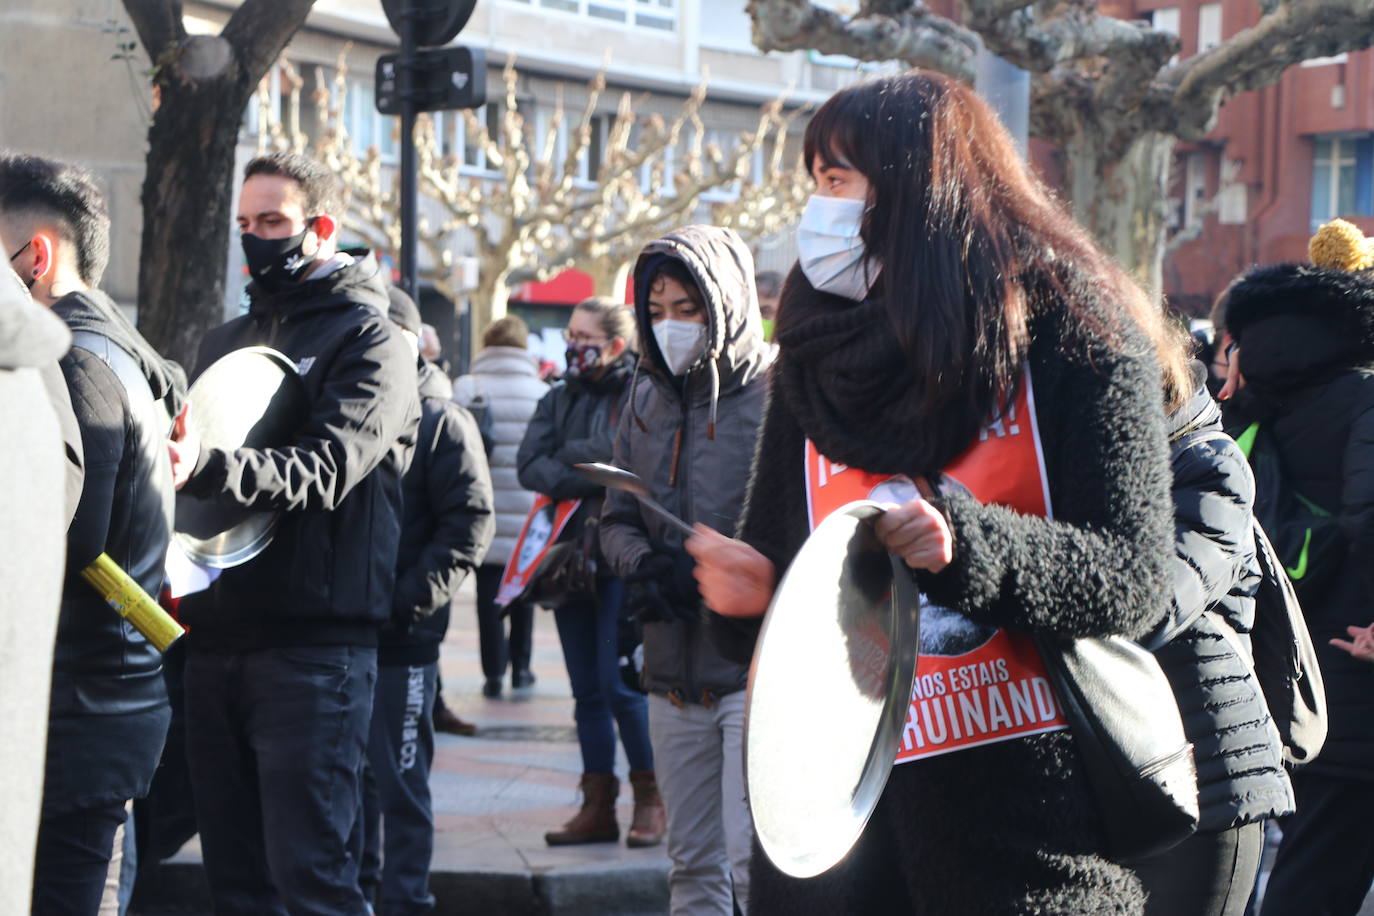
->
[123,0,317,368]
[1064,129,1175,300]
[135,39,252,368]
[469,270,511,359]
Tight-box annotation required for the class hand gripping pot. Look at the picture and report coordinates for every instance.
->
[173,347,308,567]
[745,500,920,878]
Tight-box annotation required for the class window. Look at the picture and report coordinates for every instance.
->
[241,66,283,139]
[1197,4,1222,52]
[699,0,755,51]
[527,0,675,31]
[1303,52,1348,67]
[434,105,503,174]
[1146,7,1179,35]
[1311,135,1374,229]
[339,78,398,163]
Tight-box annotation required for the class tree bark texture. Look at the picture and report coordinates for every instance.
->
[122,0,317,368]
[1065,129,1176,296]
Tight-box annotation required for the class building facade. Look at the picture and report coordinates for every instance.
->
[1120,0,1374,317]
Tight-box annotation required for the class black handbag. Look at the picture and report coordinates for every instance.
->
[1034,634,1199,861]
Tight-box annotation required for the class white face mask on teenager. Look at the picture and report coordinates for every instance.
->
[653,319,706,376]
[796,194,875,302]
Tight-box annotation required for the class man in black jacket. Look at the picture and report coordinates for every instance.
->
[167,153,420,916]
[0,154,177,912]
[358,288,494,913]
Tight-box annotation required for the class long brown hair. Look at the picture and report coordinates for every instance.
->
[797,72,1188,429]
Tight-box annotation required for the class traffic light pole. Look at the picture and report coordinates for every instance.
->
[399,0,419,299]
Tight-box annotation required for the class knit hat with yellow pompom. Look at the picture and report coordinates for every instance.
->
[1309,218,1374,272]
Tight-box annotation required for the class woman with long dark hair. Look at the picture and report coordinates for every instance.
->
[689,71,1178,913]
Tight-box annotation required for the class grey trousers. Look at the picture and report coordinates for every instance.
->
[648,691,752,916]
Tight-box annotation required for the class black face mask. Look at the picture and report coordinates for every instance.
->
[241,225,314,293]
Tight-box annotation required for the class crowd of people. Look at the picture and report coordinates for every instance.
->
[6,64,1374,916]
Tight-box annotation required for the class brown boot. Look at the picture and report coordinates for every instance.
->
[545,773,620,846]
[626,770,666,848]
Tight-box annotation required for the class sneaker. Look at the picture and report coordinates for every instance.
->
[482,677,503,698]
[512,669,537,689]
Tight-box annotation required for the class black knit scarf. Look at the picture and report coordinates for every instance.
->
[775,273,985,478]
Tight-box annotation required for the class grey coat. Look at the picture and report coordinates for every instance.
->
[600,226,773,698]
[455,347,548,564]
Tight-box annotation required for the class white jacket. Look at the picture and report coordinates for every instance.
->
[454,346,549,564]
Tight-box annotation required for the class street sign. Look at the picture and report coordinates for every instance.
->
[381,0,478,47]
[376,46,487,114]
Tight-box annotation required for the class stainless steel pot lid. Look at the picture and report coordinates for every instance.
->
[173,347,308,568]
[745,499,920,878]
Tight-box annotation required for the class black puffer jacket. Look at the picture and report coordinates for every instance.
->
[180,252,421,649]
[516,353,635,551]
[47,289,179,813]
[1225,263,1374,780]
[379,361,495,666]
[1142,366,1293,832]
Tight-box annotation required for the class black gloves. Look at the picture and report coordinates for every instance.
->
[624,540,700,623]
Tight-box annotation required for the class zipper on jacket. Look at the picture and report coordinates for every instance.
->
[677,372,698,704]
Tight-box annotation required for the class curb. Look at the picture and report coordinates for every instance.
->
[132,858,670,915]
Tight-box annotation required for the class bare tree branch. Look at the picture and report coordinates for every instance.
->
[120,0,187,65]
[966,2,1176,75]
[1159,0,1374,139]
[747,0,978,80]
[223,0,318,84]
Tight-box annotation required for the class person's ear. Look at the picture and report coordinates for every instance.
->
[30,233,55,280]
[311,214,337,242]
[606,336,627,360]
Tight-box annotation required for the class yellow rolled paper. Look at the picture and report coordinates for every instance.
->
[80,553,185,652]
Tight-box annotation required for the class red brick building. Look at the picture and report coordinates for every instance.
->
[1113,0,1372,316]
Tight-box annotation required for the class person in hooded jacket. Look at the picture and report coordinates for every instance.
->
[454,316,550,699]
[358,287,494,915]
[600,227,773,915]
[517,298,658,847]
[1127,358,1294,916]
[0,153,180,914]
[166,153,420,916]
[1216,218,1374,916]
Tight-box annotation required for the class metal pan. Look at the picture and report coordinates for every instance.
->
[744,500,921,878]
[173,347,308,568]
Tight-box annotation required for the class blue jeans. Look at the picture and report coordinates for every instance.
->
[184,645,377,916]
[553,578,653,773]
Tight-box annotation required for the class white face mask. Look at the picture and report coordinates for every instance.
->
[652,319,706,376]
[797,194,876,301]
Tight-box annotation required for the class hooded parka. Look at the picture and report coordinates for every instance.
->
[599,226,774,700]
[1224,263,1374,781]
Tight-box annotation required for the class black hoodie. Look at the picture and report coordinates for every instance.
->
[1224,262,1374,780]
[179,252,421,649]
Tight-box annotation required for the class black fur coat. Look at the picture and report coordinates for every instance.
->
[740,278,1174,915]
